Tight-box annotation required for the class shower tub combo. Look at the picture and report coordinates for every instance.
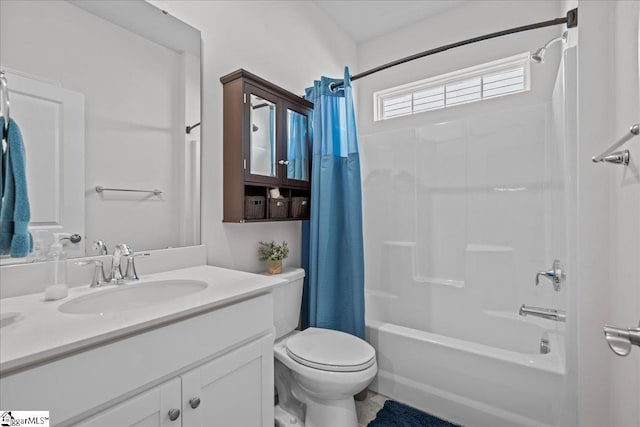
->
[361,46,576,426]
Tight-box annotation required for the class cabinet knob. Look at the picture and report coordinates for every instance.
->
[278,160,289,165]
[168,408,181,421]
[189,397,201,409]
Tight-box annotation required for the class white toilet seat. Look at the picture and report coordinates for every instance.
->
[285,328,376,372]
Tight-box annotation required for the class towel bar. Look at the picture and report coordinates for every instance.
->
[1,70,10,149]
[95,186,162,196]
[592,123,639,165]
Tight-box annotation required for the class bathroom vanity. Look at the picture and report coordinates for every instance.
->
[0,264,285,426]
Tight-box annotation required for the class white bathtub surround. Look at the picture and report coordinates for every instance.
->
[362,98,572,425]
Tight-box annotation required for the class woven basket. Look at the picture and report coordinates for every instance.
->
[244,196,265,220]
[291,197,309,219]
[269,198,289,219]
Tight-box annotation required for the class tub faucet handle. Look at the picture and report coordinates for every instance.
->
[535,259,565,291]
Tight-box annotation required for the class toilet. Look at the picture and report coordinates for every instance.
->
[270,268,377,427]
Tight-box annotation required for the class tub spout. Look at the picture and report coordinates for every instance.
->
[519,305,566,322]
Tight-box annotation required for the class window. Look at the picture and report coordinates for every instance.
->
[374,53,531,121]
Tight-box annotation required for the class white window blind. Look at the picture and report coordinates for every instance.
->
[375,53,531,121]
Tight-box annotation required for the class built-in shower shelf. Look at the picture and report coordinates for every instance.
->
[466,244,514,253]
[365,289,399,299]
[382,241,417,247]
[413,276,465,288]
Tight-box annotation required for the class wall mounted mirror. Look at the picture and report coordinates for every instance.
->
[0,0,201,263]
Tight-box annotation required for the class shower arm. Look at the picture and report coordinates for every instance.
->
[540,33,567,51]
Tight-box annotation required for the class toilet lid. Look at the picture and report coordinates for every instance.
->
[285,328,376,372]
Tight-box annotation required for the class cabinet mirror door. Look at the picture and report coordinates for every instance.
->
[285,108,310,183]
[248,92,278,179]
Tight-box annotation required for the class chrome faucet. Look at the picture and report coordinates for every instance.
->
[519,305,566,322]
[76,259,109,288]
[111,243,133,284]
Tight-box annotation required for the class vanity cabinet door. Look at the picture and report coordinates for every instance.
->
[181,334,274,427]
[76,378,181,427]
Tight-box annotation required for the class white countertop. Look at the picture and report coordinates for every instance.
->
[0,265,286,375]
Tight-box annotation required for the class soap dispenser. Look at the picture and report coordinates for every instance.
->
[45,233,69,300]
[29,230,48,263]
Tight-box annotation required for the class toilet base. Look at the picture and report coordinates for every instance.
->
[304,395,358,427]
[275,404,304,427]
[275,395,358,427]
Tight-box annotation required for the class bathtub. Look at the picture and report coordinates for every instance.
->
[366,315,566,427]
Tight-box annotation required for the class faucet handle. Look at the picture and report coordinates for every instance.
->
[93,240,108,255]
[124,253,150,281]
[76,259,109,287]
[535,259,565,291]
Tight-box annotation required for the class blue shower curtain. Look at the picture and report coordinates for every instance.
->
[301,67,365,339]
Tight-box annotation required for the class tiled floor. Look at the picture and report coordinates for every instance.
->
[355,390,388,427]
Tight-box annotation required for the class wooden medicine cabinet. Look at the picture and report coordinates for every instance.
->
[221,69,312,222]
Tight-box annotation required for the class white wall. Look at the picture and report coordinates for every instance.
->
[575,2,640,426]
[148,0,357,272]
[609,3,640,425]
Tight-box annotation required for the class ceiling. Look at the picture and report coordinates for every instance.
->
[314,1,469,43]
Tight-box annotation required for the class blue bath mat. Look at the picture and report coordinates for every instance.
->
[368,400,462,427]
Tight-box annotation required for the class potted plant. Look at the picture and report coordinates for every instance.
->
[258,241,289,274]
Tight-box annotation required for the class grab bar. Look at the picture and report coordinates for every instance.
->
[591,123,638,165]
[95,186,162,196]
[1,70,10,149]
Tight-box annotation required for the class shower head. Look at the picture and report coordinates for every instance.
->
[531,31,568,64]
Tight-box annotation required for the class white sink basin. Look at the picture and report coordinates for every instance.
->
[58,280,208,315]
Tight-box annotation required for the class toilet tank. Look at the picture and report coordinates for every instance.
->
[267,268,305,340]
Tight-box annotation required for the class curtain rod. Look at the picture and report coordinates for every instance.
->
[330,8,578,90]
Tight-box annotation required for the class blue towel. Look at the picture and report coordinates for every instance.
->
[0,117,33,257]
